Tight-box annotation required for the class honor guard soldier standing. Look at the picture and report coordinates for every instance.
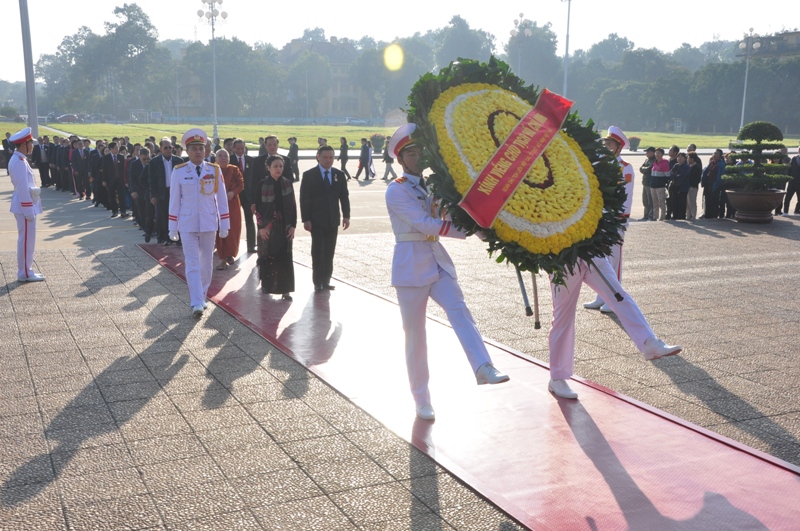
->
[584,126,635,313]
[168,128,230,317]
[9,128,45,282]
[385,124,509,421]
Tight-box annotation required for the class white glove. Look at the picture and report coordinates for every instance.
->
[219,230,228,238]
[475,230,489,241]
[25,215,35,222]
[169,231,179,241]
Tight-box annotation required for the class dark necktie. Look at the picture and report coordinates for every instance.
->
[418,177,427,191]
[324,170,330,187]
[196,165,201,177]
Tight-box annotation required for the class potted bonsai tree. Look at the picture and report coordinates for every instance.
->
[722,121,790,223]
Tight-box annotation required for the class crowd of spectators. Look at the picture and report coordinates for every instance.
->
[637,143,800,220]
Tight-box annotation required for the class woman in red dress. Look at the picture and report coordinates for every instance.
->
[214,149,244,269]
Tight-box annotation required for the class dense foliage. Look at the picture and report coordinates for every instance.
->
[6,3,798,135]
[723,121,790,191]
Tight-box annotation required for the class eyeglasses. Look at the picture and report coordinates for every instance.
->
[162,146,173,150]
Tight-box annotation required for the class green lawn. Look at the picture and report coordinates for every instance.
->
[40,123,800,151]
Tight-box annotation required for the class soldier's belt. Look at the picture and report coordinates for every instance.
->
[396,233,439,243]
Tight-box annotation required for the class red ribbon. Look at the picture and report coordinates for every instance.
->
[459,89,573,228]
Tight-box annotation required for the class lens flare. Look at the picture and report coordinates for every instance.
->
[384,44,404,71]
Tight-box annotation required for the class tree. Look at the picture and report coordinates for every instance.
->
[587,33,634,64]
[286,52,332,118]
[300,28,326,43]
[505,21,561,89]
[671,43,706,72]
[433,16,495,69]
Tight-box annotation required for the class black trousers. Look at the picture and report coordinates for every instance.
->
[310,225,338,287]
[144,194,157,239]
[38,163,51,186]
[106,180,127,214]
[340,159,351,179]
[702,187,719,219]
[672,190,688,220]
[239,192,256,251]
[785,180,800,214]
[156,188,171,242]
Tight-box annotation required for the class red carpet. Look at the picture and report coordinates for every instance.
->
[142,243,800,529]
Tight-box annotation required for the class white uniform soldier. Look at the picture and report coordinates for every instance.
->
[168,128,230,317]
[8,128,44,282]
[385,124,509,421]
[584,126,635,313]
[548,126,681,400]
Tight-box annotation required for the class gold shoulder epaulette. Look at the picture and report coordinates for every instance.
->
[175,162,188,169]
[208,162,220,168]
[393,176,408,184]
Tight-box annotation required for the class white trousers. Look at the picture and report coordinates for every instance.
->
[15,214,37,280]
[181,231,216,307]
[549,258,654,380]
[395,270,491,406]
[591,223,627,304]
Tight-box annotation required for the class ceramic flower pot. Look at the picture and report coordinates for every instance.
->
[726,189,786,223]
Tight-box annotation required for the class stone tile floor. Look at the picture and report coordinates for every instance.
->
[0,247,522,530]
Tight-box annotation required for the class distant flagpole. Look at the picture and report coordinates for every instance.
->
[19,0,39,138]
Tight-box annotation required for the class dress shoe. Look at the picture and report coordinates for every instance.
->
[548,378,578,399]
[120,212,130,219]
[583,298,604,310]
[191,305,204,318]
[94,202,100,208]
[642,337,682,361]
[247,247,256,254]
[475,363,510,385]
[164,240,172,246]
[18,273,45,283]
[416,404,435,421]
[111,212,119,218]
[324,284,335,290]
[144,233,151,243]
[599,303,614,313]
[314,285,324,292]
[281,294,293,301]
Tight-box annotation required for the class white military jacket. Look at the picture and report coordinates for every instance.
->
[619,156,635,217]
[9,151,42,217]
[168,161,230,233]
[385,173,467,287]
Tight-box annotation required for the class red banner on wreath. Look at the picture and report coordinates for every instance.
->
[459,89,574,228]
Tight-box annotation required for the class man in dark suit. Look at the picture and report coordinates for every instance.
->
[70,138,90,199]
[251,135,292,207]
[146,137,183,244]
[128,146,151,230]
[89,140,107,208]
[56,138,71,193]
[230,138,257,253]
[102,142,128,218]
[353,138,370,180]
[299,145,350,292]
[2,132,14,175]
[32,136,52,187]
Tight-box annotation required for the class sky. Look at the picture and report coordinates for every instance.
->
[4,0,798,84]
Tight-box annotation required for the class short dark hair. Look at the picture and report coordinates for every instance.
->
[317,145,335,155]
[265,155,284,167]
[232,138,245,148]
[265,135,279,144]
[139,147,150,156]
[108,141,118,149]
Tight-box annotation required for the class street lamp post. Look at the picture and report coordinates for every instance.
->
[197,0,228,140]
[561,0,572,98]
[738,28,761,131]
[510,14,532,76]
